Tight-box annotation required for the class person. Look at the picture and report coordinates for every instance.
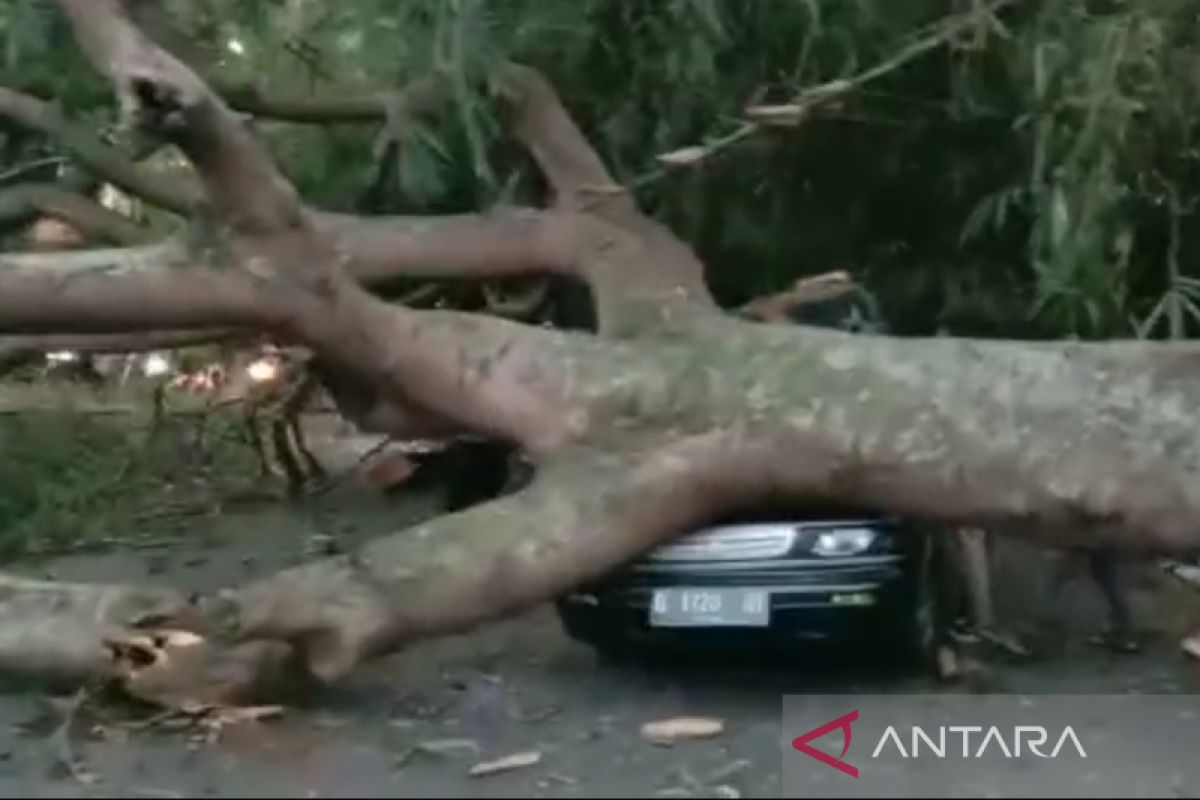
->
[929,526,1028,682]
[944,527,1030,656]
[1040,549,1140,654]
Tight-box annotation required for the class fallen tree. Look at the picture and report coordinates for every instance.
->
[2,0,1200,708]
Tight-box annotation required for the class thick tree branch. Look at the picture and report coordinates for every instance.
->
[0,574,198,689]
[486,66,718,332]
[1,241,185,274]
[0,76,700,328]
[0,161,96,235]
[0,247,278,333]
[497,64,633,218]
[220,442,748,682]
[25,439,759,704]
[0,183,152,245]
[312,208,579,282]
[1,214,573,301]
[0,244,576,449]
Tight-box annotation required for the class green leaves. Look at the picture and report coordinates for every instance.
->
[9,0,1200,342]
[396,122,453,204]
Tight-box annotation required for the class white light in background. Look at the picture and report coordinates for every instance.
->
[246,359,279,383]
[143,354,171,377]
[47,350,78,363]
[227,38,246,55]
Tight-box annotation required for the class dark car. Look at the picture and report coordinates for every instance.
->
[555,508,936,664]
[555,286,938,663]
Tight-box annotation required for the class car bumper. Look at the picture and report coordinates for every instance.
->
[558,554,917,646]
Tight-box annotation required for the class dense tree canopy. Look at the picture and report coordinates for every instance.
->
[5,0,1198,338]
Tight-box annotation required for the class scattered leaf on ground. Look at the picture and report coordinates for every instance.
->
[469,750,542,777]
[641,717,725,745]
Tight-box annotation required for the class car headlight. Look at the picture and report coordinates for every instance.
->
[811,528,876,557]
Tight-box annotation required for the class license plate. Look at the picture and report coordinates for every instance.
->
[649,588,770,627]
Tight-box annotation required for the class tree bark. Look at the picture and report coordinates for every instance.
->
[0,183,151,245]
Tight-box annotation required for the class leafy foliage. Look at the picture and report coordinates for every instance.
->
[3,0,1200,339]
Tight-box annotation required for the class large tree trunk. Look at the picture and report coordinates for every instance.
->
[2,0,1198,707]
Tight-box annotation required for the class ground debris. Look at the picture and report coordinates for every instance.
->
[120,703,284,742]
[393,737,482,770]
[659,763,742,799]
[641,717,725,746]
[705,758,752,784]
[130,788,186,799]
[418,737,481,757]
[469,749,543,777]
[508,701,561,723]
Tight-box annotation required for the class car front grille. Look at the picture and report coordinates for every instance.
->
[647,524,799,562]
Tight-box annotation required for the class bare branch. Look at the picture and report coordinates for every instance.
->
[0,246,278,334]
[0,88,580,278]
[1,242,183,273]
[0,183,153,246]
[216,74,445,125]
[55,0,307,237]
[739,270,861,322]
[43,0,584,453]
[313,208,579,282]
[0,173,90,233]
[5,208,579,287]
[497,65,634,217]
[0,87,200,214]
[0,84,583,277]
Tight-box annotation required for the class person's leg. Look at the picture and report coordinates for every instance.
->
[927,532,964,680]
[958,527,995,631]
[1086,552,1140,653]
[955,527,1030,657]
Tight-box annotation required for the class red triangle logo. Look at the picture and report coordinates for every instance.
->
[791,709,859,778]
